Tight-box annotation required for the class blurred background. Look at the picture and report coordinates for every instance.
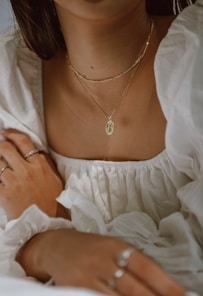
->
[0,0,15,35]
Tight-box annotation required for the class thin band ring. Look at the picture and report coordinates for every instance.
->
[107,269,125,290]
[117,247,136,268]
[0,164,10,177]
[24,149,40,160]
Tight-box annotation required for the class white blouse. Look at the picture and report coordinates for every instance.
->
[0,1,202,294]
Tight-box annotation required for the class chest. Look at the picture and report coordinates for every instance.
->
[43,60,166,161]
[44,100,166,162]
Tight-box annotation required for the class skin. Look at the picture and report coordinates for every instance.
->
[43,0,169,161]
[0,129,69,220]
[0,0,186,295]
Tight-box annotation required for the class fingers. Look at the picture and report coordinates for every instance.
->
[126,250,186,296]
[100,244,186,296]
[0,140,25,170]
[1,128,40,160]
[0,129,58,183]
[72,243,164,296]
[26,229,185,296]
[65,277,119,296]
[1,129,57,174]
[0,129,61,218]
[0,157,11,185]
[0,129,44,176]
[105,267,157,296]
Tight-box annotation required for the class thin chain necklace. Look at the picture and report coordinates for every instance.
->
[69,20,154,136]
[67,19,154,83]
[75,65,137,135]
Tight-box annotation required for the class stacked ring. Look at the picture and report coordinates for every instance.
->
[24,149,40,160]
[0,164,9,178]
[107,269,125,290]
[117,247,136,267]
[107,247,136,291]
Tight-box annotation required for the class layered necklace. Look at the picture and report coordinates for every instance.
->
[67,19,154,136]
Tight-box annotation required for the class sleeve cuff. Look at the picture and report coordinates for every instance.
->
[0,205,72,277]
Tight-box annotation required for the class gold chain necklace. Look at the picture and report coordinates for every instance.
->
[67,19,154,83]
[69,20,154,136]
[75,65,137,135]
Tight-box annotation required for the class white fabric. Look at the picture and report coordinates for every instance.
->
[0,276,104,296]
[0,0,16,35]
[0,206,72,278]
[0,1,203,295]
[0,278,196,296]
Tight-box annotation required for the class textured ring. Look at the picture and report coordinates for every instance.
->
[117,247,136,268]
[107,269,125,290]
[24,149,40,160]
[0,164,10,177]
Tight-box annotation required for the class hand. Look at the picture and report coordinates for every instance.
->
[0,129,63,220]
[17,228,186,296]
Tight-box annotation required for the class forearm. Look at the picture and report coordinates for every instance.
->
[0,205,72,281]
[16,228,76,283]
[16,231,52,282]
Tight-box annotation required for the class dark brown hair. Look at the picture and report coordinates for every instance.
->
[10,0,195,60]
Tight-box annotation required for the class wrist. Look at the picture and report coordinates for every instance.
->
[1,206,72,281]
[16,231,52,282]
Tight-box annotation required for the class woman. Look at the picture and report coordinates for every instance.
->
[0,0,202,295]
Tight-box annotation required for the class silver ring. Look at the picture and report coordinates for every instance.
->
[107,269,125,290]
[117,247,136,267]
[0,164,9,177]
[24,149,40,160]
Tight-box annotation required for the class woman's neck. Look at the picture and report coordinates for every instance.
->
[55,2,150,81]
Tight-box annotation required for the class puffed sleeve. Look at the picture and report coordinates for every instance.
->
[0,31,73,279]
[153,0,203,292]
[0,205,72,278]
[155,0,203,177]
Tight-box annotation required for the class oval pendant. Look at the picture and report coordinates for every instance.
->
[105,119,114,136]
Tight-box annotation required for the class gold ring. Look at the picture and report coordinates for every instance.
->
[24,149,40,160]
[0,164,10,177]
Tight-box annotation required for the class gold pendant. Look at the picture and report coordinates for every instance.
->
[105,118,114,135]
